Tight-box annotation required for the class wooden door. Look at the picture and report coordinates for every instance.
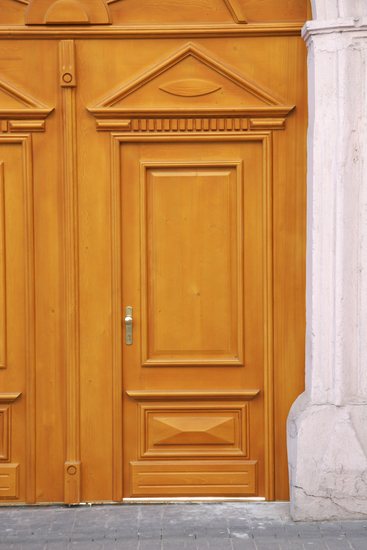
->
[0,0,308,504]
[120,138,270,497]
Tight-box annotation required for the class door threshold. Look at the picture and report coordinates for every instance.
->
[123,497,266,503]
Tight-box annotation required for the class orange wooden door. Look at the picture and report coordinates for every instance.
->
[120,137,271,498]
[0,0,308,505]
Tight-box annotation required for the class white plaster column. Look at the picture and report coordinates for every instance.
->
[287,14,367,520]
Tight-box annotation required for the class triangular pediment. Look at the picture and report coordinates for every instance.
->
[0,76,53,121]
[88,42,294,120]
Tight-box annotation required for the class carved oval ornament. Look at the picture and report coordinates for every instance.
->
[159,80,221,97]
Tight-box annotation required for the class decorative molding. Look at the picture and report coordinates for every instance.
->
[25,0,112,25]
[59,40,77,87]
[249,118,286,130]
[0,163,5,369]
[110,131,273,498]
[8,121,45,132]
[0,77,53,122]
[223,0,247,24]
[302,18,367,45]
[139,160,244,367]
[64,461,81,504]
[0,393,21,404]
[138,402,250,459]
[0,463,20,499]
[90,42,290,109]
[127,390,260,401]
[159,80,221,97]
[88,43,294,130]
[130,460,257,497]
[0,23,304,39]
[96,116,288,133]
[60,40,81,505]
[262,131,274,501]
[0,405,10,461]
[0,77,53,134]
[0,393,21,462]
[110,133,123,501]
[0,136,36,502]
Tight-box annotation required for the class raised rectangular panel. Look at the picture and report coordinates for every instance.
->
[139,403,249,458]
[140,161,243,366]
[152,416,235,445]
[0,463,19,499]
[130,461,257,497]
[0,163,5,369]
[0,405,9,460]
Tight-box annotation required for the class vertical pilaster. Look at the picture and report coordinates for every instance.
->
[287,18,367,520]
[60,40,81,504]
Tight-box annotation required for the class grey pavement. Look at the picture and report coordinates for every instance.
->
[0,502,366,550]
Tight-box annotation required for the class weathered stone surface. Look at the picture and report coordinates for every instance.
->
[287,0,367,520]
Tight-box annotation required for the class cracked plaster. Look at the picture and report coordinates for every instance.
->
[287,2,367,520]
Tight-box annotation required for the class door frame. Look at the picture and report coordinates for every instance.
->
[108,132,275,500]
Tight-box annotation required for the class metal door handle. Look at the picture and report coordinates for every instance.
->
[125,306,133,345]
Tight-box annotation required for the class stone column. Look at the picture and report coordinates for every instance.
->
[287,16,367,520]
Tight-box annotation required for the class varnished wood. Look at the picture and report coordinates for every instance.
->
[0,393,20,462]
[0,163,5,369]
[0,393,21,403]
[0,23,306,39]
[130,461,257,497]
[127,390,260,401]
[120,134,270,497]
[59,39,76,87]
[0,463,19,499]
[60,39,81,504]
[138,402,250,459]
[0,0,308,503]
[139,160,244,367]
[25,0,111,25]
[110,133,123,502]
[90,42,289,110]
[223,0,247,24]
[0,404,10,460]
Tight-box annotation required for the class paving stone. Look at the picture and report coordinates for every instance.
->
[0,503,367,549]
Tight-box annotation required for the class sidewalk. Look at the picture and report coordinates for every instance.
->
[0,502,366,550]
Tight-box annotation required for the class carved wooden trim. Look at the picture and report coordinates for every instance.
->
[110,133,123,501]
[0,395,21,462]
[0,77,53,132]
[127,390,260,402]
[25,0,112,25]
[59,40,77,87]
[0,163,5,369]
[0,463,20,499]
[95,116,290,133]
[111,131,275,499]
[0,23,304,39]
[223,0,247,24]
[139,160,244,368]
[0,405,10,461]
[60,40,81,505]
[0,393,21,404]
[91,42,287,109]
[262,132,274,501]
[8,121,46,132]
[250,118,286,130]
[0,135,36,502]
[138,403,250,459]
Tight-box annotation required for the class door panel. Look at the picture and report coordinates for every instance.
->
[121,139,267,497]
[142,161,243,366]
[0,2,308,502]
